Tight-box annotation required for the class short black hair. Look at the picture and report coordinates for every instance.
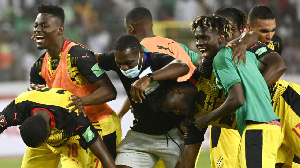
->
[167,81,198,106]
[248,5,275,25]
[114,34,142,53]
[20,115,49,147]
[191,15,232,39]
[125,7,152,24]
[215,7,247,31]
[38,4,65,24]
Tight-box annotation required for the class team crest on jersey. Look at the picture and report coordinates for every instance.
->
[0,115,7,127]
[82,126,94,142]
[216,156,224,168]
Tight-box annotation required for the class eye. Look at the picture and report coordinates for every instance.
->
[42,24,48,29]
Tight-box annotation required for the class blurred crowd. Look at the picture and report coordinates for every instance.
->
[0,0,300,81]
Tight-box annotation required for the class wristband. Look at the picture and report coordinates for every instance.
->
[146,73,153,82]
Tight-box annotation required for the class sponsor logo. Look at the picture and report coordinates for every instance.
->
[82,53,90,58]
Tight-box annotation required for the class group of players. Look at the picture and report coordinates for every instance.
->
[0,3,299,168]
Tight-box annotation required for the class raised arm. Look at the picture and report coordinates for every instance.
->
[227,31,259,66]
[131,59,189,103]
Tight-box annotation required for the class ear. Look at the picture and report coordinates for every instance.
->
[58,27,64,35]
[129,25,135,34]
[246,24,251,31]
[218,34,225,43]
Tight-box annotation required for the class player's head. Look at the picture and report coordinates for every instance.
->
[215,7,247,40]
[33,4,65,49]
[191,15,232,61]
[247,5,276,44]
[20,115,50,148]
[124,7,153,36]
[113,34,144,78]
[162,81,198,116]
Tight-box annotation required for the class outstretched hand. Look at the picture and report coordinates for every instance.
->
[67,95,87,117]
[226,42,247,66]
[130,76,151,103]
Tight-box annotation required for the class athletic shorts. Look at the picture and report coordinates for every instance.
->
[115,128,183,168]
[87,112,122,168]
[209,126,241,168]
[21,137,89,168]
[272,81,300,166]
[238,124,283,168]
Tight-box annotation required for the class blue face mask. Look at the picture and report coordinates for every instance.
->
[120,52,143,78]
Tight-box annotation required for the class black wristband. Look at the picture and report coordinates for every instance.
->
[146,73,153,82]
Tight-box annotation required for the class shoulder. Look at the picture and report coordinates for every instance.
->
[33,53,46,67]
[69,45,90,52]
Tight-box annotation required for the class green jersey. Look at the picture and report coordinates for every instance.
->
[213,46,280,135]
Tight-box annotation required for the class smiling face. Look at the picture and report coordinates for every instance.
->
[194,27,224,61]
[33,13,63,50]
[247,18,276,44]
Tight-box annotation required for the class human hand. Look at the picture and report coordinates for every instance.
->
[27,84,46,91]
[67,95,87,117]
[226,42,247,66]
[130,76,151,103]
[194,114,211,130]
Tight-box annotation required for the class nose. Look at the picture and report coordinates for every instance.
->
[120,64,129,71]
[196,39,204,45]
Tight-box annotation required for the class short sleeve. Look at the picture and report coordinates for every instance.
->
[247,42,274,60]
[97,51,117,71]
[213,47,241,93]
[69,46,107,84]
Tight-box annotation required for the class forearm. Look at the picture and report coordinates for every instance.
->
[206,84,244,121]
[118,97,131,120]
[152,60,189,81]
[259,53,286,86]
[260,66,286,86]
[89,136,117,168]
[81,85,116,106]
[238,31,258,48]
[176,142,202,168]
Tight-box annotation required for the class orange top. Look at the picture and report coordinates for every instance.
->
[141,35,196,81]
[41,42,114,122]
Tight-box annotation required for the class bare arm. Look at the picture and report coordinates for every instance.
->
[131,59,189,103]
[67,76,117,114]
[89,136,117,168]
[117,97,131,122]
[258,52,286,86]
[176,142,202,168]
[195,83,244,130]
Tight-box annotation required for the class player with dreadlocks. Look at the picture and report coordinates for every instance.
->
[190,15,283,168]
[198,7,287,168]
